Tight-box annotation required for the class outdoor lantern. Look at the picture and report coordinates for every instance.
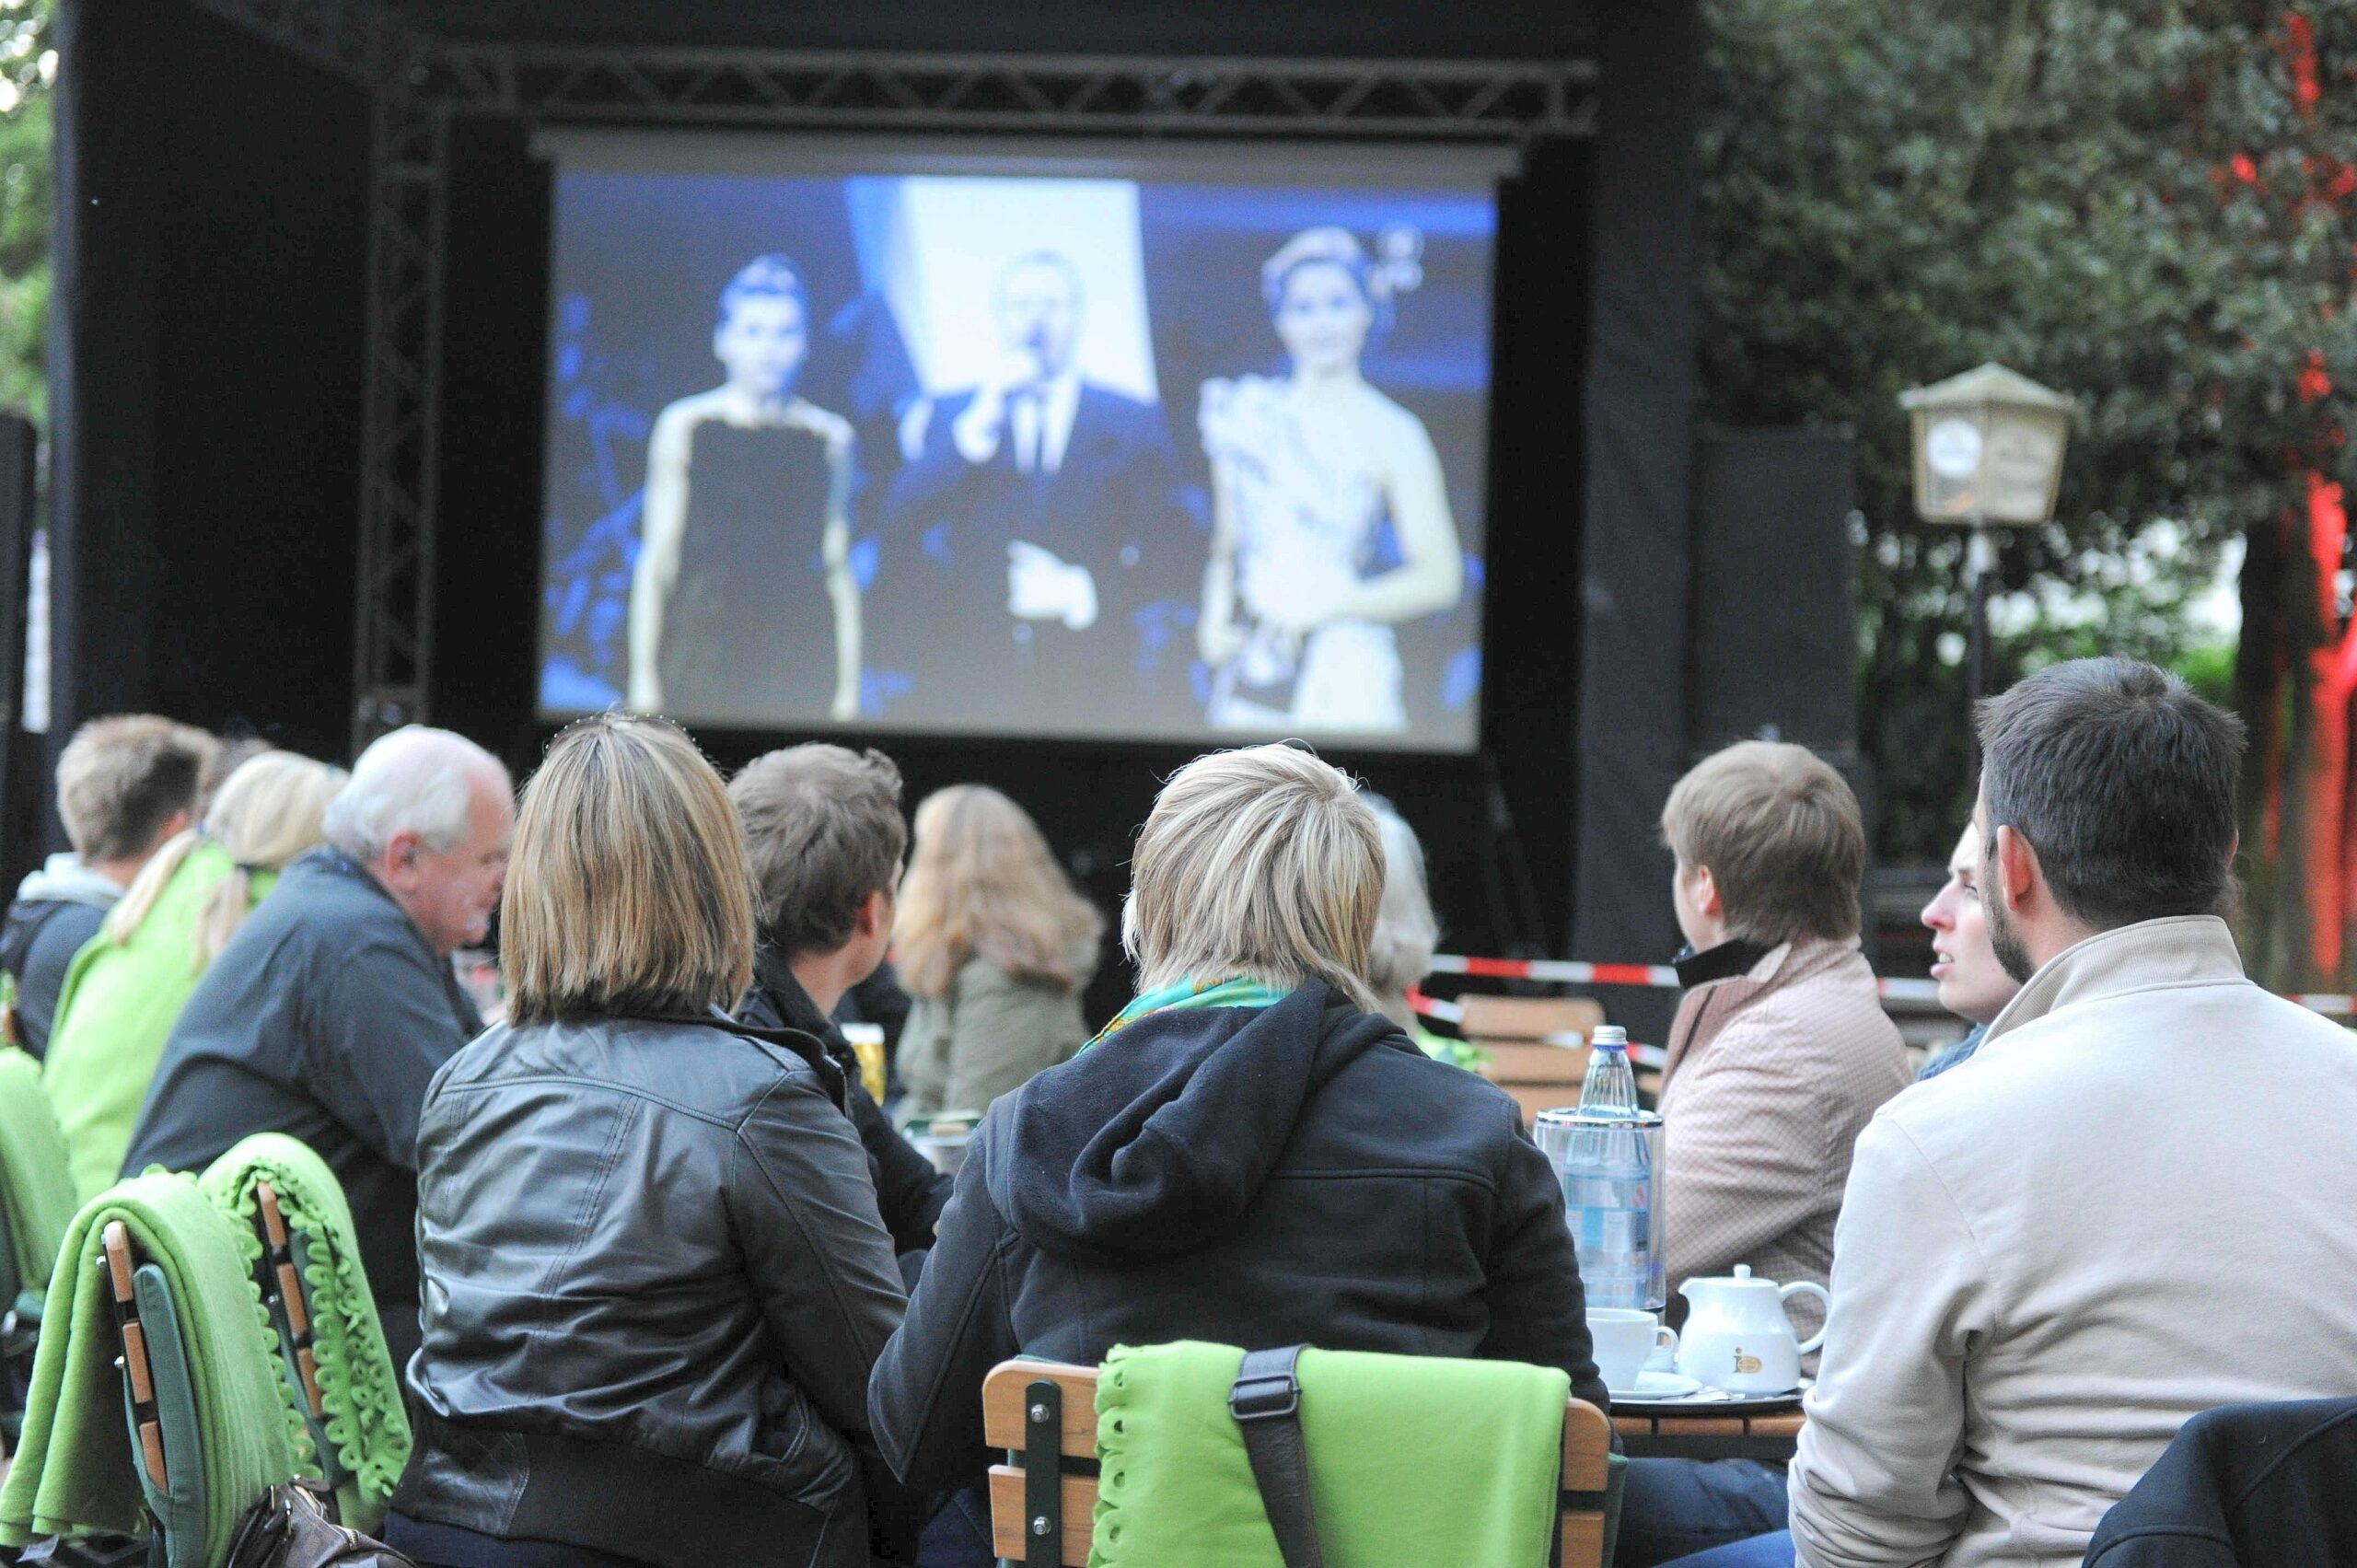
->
[1898,362,2076,528]
[1896,363,2078,706]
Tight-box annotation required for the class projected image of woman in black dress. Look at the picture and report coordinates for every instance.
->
[1196,226,1465,733]
[627,255,860,724]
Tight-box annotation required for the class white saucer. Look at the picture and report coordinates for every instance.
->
[1608,1369,1702,1400]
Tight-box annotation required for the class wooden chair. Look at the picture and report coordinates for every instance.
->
[981,1358,1615,1567]
[1460,995,1607,1126]
[101,1220,208,1567]
[250,1185,331,1442]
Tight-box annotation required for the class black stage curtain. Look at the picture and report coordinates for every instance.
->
[1571,0,1703,1024]
[50,0,368,776]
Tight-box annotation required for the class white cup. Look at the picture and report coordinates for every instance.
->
[1586,1307,1678,1394]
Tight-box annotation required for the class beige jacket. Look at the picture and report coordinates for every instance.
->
[1791,915,2357,1568]
[896,957,1090,1121]
[1658,937,1910,1339]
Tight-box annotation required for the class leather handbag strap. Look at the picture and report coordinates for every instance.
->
[1229,1345,1327,1568]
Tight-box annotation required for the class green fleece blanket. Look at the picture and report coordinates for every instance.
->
[200,1134,412,1530]
[1089,1341,1570,1568]
[0,1172,307,1565]
[0,1045,76,1296]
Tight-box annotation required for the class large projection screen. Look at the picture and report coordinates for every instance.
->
[536,132,1505,750]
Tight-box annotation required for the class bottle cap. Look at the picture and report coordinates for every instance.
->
[1591,1025,1628,1047]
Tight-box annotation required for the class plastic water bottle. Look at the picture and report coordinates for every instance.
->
[1578,1025,1638,1115]
[1543,1025,1664,1308]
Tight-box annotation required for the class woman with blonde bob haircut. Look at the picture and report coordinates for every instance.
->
[391,714,907,1568]
[1122,742,1385,1011]
[43,749,345,1197]
[893,784,1101,1122]
[871,742,1608,1534]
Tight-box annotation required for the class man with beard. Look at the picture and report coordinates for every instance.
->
[1736,658,2357,1568]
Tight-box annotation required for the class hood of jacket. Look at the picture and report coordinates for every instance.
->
[12,853,122,911]
[985,980,1404,1265]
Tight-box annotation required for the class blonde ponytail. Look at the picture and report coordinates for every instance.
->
[190,751,347,969]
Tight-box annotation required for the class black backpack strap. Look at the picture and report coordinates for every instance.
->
[1230,1345,1327,1568]
[0,899,66,980]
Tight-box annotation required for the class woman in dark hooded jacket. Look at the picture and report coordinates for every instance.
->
[867,741,1607,1552]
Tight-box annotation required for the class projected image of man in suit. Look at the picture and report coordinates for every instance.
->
[887,250,1191,728]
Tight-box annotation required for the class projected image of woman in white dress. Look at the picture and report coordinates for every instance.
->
[1196,226,1467,733]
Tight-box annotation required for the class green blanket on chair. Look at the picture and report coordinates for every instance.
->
[200,1134,412,1528]
[0,1172,306,1565]
[0,1045,76,1298]
[1089,1341,1571,1568]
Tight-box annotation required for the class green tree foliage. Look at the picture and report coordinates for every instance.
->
[1698,1,2357,881]
[0,0,48,422]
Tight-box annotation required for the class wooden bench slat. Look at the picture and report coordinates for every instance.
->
[1562,1398,1611,1492]
[981,1361,1101,1453]
[120,1319,155,1405]
[1562,1511,1607,1565]
[1475,1041,1596,1081]
[987,1465,1092,1566]
[1504,1083,1585,1125]
[1458,996,1605,1041]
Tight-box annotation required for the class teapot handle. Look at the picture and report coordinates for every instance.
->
[1781,1280,1832,1357]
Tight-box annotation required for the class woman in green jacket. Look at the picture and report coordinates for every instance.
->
[892,784,1102,1124]
[42,749,344,1198]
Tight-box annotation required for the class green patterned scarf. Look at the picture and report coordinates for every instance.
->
[1078,976,1292,1054]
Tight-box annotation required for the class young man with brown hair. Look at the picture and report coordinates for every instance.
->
[3,714,215,1057]
[728,744,951,1264]
[1656,739,1910,1310]
[1619,740,1910,1567]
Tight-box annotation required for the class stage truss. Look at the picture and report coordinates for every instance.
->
[187,0,1597,747]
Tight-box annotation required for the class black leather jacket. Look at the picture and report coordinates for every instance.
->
[737,946,952,1257]
[393,1010,907,1568]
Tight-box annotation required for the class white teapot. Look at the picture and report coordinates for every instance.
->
[1674,1264,1829,1395]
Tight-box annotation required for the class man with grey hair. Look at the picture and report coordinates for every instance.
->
[125,726,512,1363]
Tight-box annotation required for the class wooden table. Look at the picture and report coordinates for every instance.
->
[1613,1408,1805,1462]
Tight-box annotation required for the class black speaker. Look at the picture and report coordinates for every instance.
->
[0,412,41,885]
[1687,426,1858,756]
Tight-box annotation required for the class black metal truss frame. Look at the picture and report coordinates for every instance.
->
[183,0,1596,747]
[424,48,1598,140]
[350,91,447,743]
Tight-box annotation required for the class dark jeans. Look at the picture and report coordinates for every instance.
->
[917,1483,996,1568]
[1659,1529,1795,1566]
[1615,1458,1790,1567]
[383,1513,652,1567]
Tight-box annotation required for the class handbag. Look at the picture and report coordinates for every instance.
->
[224,1481,418,1568]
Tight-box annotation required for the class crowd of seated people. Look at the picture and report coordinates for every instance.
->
[6,655,2356,1567]
[41,748,346,1198]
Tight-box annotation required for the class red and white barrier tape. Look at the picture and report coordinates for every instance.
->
[1422,953,2357,1019]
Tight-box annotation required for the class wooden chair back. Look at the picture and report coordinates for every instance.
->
[980,1358,1612,1567]
[1458,995,1607,1126]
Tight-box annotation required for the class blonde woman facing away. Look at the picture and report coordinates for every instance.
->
[891,784,1102,1122]
[868,743,1608,1544]
[43,749,345,1198]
